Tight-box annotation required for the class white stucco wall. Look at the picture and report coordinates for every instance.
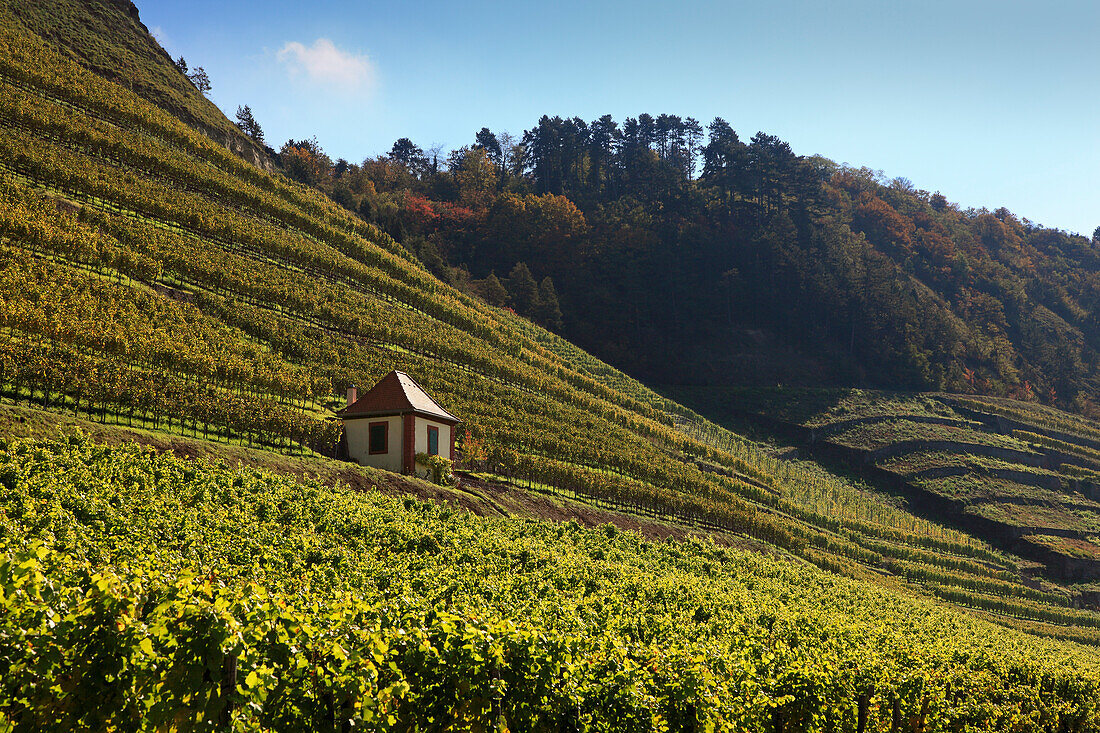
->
[345,415,403,473]
[414,418,452,460]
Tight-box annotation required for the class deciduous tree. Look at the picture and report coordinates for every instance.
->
[186,66,211,95]
[279,138,331,186]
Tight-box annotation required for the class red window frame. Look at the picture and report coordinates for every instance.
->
[368,421,389,455]
[427,425,439,456]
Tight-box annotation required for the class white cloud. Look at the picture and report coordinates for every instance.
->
[277,38,376,93]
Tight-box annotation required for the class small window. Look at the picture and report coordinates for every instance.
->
[427,425,439,456]
[368,421,388,454]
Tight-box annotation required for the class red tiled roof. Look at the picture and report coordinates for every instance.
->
[338,370,460,424]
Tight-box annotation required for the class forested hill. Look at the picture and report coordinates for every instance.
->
[303,116,1100,415]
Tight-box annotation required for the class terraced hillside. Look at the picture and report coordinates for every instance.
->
[4,0,1100,723]
[2,0,1100,638]
[705,388,1100,585]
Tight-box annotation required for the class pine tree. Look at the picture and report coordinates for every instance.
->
[235,105,264,144]
[483,272,509,307]
[536,276,563,329]
[389,138,428,176]
[474,127,502,167]
[508,262,539,315]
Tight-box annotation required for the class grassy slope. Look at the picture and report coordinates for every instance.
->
[1,0,1099,651]
[6,0,255,146]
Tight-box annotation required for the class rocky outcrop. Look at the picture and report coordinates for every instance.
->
[197,123,275,173]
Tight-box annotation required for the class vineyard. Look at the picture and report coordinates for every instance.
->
[703,388,1100,588]
[3,434,1100,731]
[3,0,1100,726]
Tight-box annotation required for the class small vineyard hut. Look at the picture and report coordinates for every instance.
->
[338,370,460,474]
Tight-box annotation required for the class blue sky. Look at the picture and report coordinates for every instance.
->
[141,0,1098,236]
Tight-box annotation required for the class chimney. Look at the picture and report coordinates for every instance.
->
[346,385,357,407]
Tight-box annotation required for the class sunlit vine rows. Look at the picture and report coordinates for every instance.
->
[0,10,1097,638]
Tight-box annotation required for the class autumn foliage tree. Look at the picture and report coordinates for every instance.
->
[279,138,331,187]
